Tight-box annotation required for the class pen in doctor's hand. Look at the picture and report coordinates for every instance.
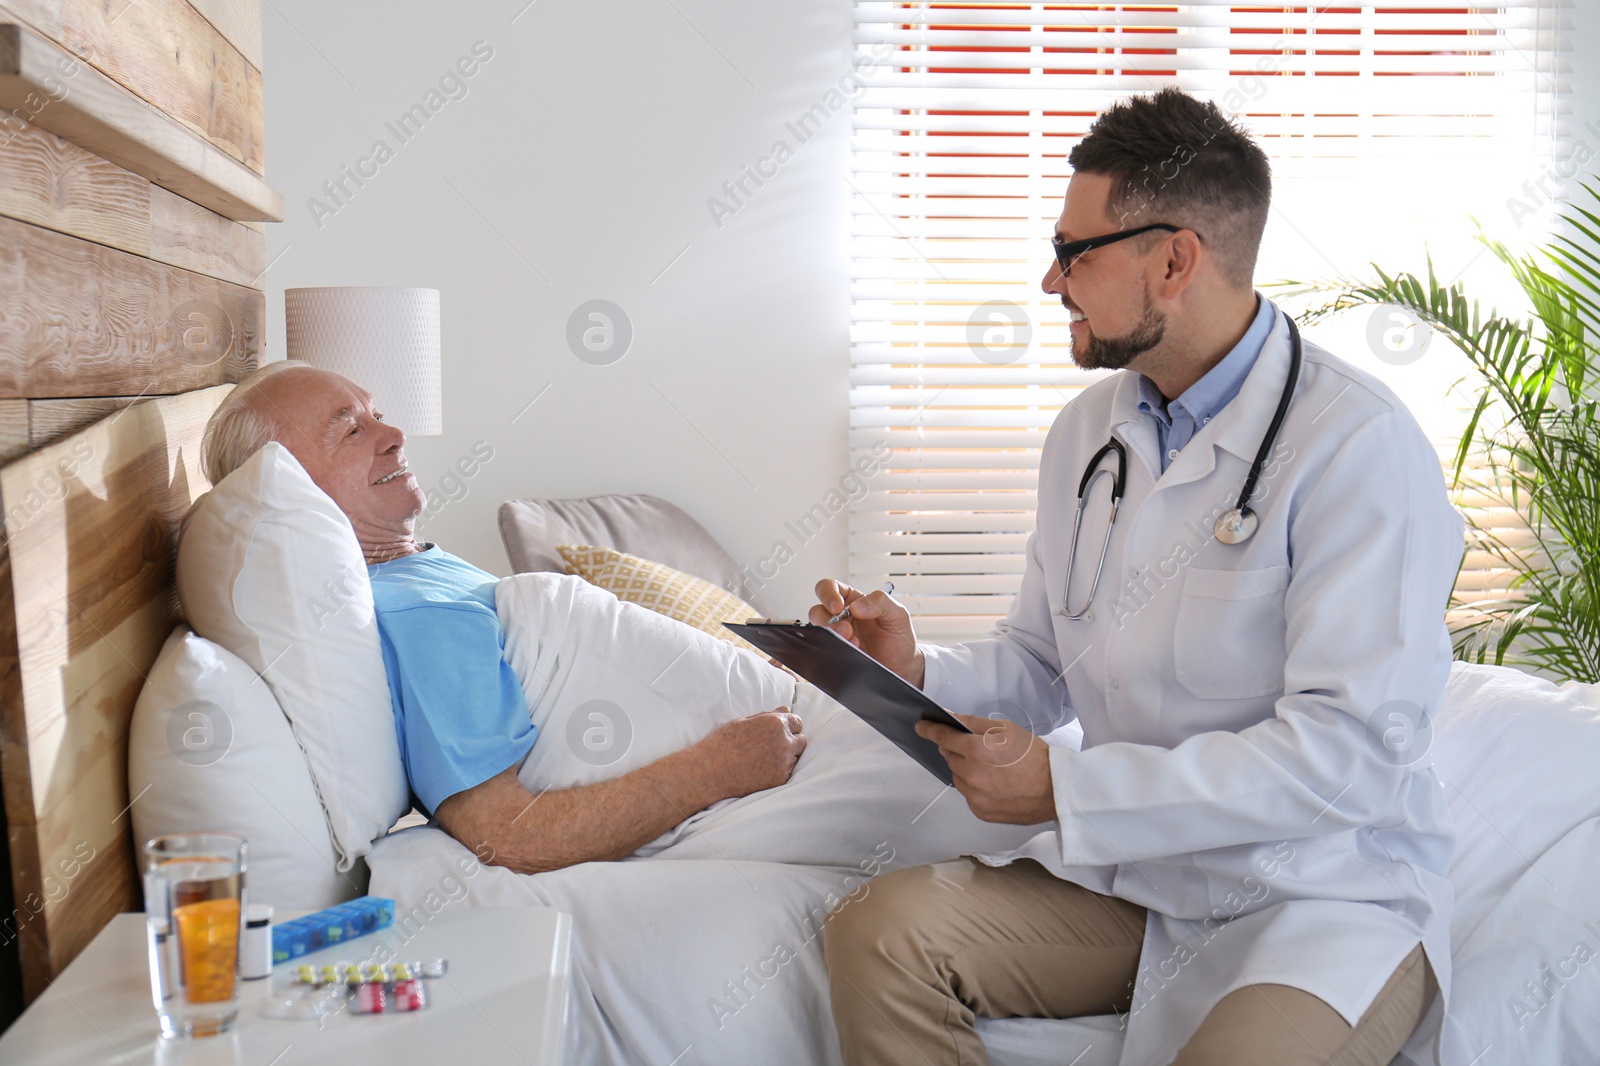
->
[828,582,895,625]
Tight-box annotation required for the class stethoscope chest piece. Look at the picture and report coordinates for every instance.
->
[1213,507,1258,545]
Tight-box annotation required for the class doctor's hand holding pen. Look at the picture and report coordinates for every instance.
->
[809,579,926,689]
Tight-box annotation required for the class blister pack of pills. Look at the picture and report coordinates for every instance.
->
[262,958,449,1021]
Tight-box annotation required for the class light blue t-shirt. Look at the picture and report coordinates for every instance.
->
[1135,294,1277,472]
[367,546,537,816]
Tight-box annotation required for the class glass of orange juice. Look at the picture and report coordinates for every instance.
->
[143,834,247,1038]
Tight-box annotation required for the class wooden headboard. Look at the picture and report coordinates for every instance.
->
[0,0,279,1007]
[0,387,231,997]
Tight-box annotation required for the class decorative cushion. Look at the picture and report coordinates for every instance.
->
[557,544,764,655]
[175,442,409,870]
[129,626,358,909]
[498,493,773,615]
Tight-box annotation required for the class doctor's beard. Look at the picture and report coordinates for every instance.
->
[1071,288,1166,370]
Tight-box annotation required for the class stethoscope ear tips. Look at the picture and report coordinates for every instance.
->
[1214,507,1259,545]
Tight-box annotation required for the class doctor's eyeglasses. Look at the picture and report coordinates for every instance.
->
[1050,222,1185,276]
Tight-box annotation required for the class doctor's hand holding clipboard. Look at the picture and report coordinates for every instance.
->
[808,579,1055,825]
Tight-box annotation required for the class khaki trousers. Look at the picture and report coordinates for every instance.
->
[824,858,1436,1066]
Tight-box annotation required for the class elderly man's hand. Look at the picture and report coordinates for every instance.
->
[915,713,1054,825]
[696,709,807,802]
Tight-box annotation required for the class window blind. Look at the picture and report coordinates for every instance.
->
[847,1,1559,642]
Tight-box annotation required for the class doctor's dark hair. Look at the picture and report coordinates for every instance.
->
[1069,88,1271,288]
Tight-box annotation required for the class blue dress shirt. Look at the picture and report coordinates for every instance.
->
[1136,295,1277,473]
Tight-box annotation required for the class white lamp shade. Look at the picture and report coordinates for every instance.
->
[284,287,442,436]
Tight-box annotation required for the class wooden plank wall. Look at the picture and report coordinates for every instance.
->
[0,0,276,1008]
[0,20,280,220]
[0,0,264,171]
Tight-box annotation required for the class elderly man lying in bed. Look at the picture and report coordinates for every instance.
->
[198,361,1034,877]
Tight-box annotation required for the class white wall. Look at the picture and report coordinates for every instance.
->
[262,0,857,615]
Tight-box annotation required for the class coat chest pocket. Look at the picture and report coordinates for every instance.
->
[1173,566,1291,700]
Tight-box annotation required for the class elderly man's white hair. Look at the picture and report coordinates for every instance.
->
[200,361,321,486]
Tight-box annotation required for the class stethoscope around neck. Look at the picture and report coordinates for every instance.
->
[1059,316,1304,620]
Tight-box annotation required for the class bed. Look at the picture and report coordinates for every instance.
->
[444,496,1600,1066]
[361,589,1600,1066]
[0,344,1591,1066]
[11,415,1600,1065]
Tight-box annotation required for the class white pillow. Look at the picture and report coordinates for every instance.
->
[1427,662,1600,1062]
[176,442,408,869]
[129,626,358,908]
[1431,663,1600,937]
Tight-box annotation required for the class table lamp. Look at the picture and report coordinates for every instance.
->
[284,287,442,436]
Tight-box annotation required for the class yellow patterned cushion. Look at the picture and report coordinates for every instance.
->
[557,544,763,654]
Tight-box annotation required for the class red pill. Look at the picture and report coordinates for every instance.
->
[353,983,386,1014]
[391,979,427,1012]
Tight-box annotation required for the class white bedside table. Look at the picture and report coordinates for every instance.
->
[0,906,572,1065]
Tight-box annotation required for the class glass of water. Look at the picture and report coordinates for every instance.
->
[143,834,247,1038]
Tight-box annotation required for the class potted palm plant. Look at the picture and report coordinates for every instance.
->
[1279,181,1600,683]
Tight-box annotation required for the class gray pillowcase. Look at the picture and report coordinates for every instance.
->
[498,493,773,616]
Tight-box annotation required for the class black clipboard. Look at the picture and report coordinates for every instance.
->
[723,620,971,786]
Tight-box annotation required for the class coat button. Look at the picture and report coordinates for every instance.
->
[1110,679,1121,690]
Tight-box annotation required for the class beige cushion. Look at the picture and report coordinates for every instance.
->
[558,544,764,655]
[498,494,773,616]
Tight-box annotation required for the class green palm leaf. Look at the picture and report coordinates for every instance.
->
[1271,178,1600,682]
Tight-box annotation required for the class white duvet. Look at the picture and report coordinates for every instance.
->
[372,573,1043,1063]
[368,575,1600,1065]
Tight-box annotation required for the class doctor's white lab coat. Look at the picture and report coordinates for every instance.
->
[921,300,1468,1066]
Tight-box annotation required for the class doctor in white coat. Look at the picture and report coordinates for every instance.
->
[816,88,1466,1066]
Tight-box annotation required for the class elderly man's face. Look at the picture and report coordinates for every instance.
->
[249,367,426,539]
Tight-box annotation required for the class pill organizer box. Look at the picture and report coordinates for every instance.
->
[270,897,396,965]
